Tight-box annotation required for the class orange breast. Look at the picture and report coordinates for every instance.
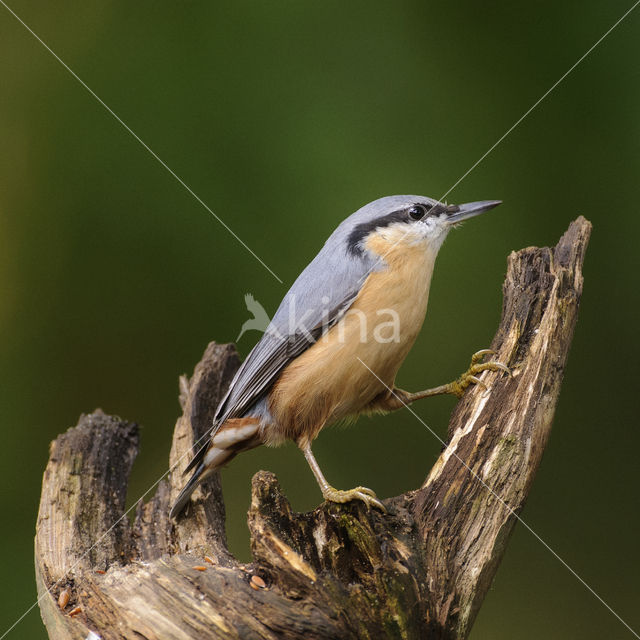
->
[267,231,438,447]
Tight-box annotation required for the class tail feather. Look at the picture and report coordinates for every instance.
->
[170,446,237,518]
[171,418,262,518]
[170,462,209,519]
[182,438,210,477]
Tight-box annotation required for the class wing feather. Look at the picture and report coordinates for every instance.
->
[183,216,382,474]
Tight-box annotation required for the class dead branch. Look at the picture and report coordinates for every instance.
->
[35,217,591,639]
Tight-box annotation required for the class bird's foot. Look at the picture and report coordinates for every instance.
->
[448,349,511,398]
[322,485,386,512]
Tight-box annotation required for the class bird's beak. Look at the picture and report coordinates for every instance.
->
[446,200,502,224]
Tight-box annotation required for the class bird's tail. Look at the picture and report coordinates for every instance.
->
[170,444,239,518]
[169,462,211,519]
[170,417,261,518]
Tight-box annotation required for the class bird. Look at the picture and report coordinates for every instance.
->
[170,195,508,517]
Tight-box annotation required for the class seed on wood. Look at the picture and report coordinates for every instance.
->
[58,588,70,609]
[204,556,215,564]
[193,566,207,571]
[250,575,267,590]
[68,606,82,617]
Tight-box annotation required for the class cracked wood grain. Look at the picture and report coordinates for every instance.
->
[35,217,591,639]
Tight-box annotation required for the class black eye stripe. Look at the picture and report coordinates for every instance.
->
[410,202,447,217]
[346,202,444,255]
[347,208,407,255]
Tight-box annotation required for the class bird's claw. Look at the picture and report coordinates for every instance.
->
[322,485,387,512]
[450,349,511,398]
[470,348,496,365]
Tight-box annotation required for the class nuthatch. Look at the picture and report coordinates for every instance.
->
[171,195,506,516]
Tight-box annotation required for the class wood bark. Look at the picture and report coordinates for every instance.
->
[35,217,591,640]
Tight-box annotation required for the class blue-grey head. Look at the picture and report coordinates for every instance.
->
[268,194,501,339]
[341,195,501,258]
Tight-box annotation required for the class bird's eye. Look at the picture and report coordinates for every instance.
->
[408,204,427,220]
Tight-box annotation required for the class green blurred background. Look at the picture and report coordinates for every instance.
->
[1,1,639,638]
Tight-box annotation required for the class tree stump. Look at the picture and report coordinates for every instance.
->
[34,218,591,639]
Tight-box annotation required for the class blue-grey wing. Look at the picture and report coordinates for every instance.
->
[183,227,381,474]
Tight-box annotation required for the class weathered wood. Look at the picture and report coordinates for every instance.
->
[414,217,591,638]
[35,217,591,640]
